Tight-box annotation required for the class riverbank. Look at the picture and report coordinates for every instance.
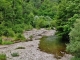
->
[0,28,72,60]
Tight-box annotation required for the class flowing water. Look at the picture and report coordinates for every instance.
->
[39,35,66,59]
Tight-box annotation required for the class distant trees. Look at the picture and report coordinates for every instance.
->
[37,0,58,18]
[0,0,57,43]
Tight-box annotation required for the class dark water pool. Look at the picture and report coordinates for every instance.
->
[39,35,66,58]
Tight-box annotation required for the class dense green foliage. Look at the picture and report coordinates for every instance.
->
[56,0,80,42]
[0,0,80,59]
[0,0,57,43]
[71,57,80,60]
[55,0,80,59]
[67,19,80,59]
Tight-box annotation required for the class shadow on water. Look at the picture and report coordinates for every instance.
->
[39,35,67,59]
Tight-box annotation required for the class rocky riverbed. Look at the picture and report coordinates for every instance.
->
[0,28,72,60]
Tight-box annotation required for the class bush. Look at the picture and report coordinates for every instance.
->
[33,16,53,29]
[2,21,12,28]
[50,20,57,28]
[3,28,15,37]
[66,19,80,57]
[0,54,6,60]
[71,57,80,60]
[0,38,2,44]
[11,53,19,57]
[15,33,26,42]
[67,41,80,56]
[0,25,4,36]
[24,24,33,31]
[12,25,23,33]
[35,19,49,28]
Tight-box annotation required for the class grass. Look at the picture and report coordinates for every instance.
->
[14,33,26,42]
[11,53,19,57]
[2,41,14,45]
[0,54,6,60]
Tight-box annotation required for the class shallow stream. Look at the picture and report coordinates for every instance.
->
[39,35,66,58]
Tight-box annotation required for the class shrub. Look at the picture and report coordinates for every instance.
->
[66,19,80,57]
[12,25,23,33]
[11,53,19,57]
[71,57,80,60]
[3,28,15,37]
[33,16,52,29]
[50,20,57,28]
[0,25,4,36]
[15,33,26,42]
[0,38,2,44]
[0,54,6,60]
[16,47,25,49]
[24,24,33,31]
[2,21,12,28]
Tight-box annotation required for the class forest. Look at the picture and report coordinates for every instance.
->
[0,0,80,60]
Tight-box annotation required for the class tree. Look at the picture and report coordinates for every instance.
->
[56,0,80,42]
[37,0,58,18]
